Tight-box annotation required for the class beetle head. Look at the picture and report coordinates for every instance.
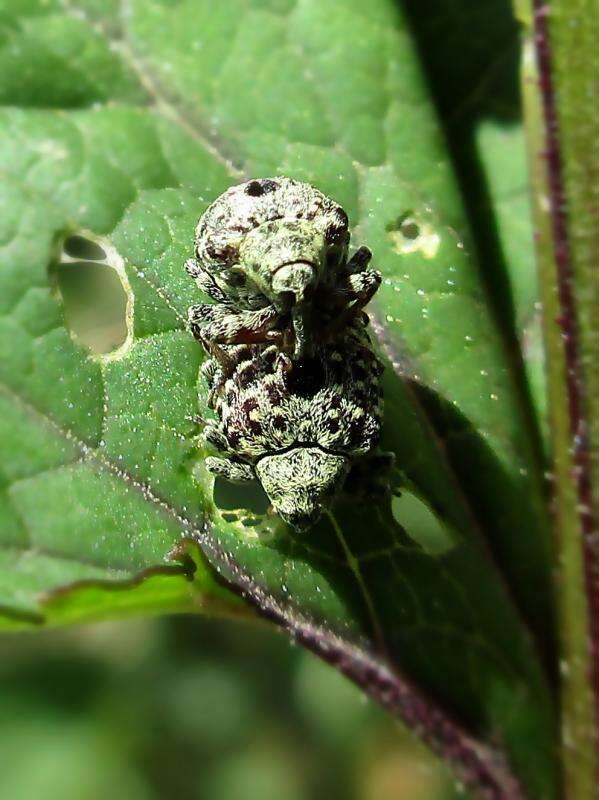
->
[238,219,326,305]
[256,446,349,530]
[239,218,349,353]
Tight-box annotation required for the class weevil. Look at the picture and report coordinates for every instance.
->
[200,323,391,530]
[186,177,381,358]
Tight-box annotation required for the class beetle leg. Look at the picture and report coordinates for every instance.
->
[321,269,381,340]
[188,303,281,348]
[185,259,230,304]
[200,358,225,408]
[202,423,231,453]
[343,450,395,498]
[205,457,254,483]
[346,245,372,273]
[345,269,382,307]
[200,357,219,386]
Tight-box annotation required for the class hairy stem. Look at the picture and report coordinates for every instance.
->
[516,0,599,795]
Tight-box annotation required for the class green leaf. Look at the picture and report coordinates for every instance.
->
[475,122,546,431]
[0,1,558,797]
[402,0,547,433]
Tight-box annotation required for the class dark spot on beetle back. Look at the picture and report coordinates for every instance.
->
[237,363,258,388]
[266,383,284,405]
[245,179,279,197]
[227,269,246,287]
[248,419,263,435]
[242,398,259,414]
[273,415,287,431]
[349,419,364,443]
[227,430,241,448]
[237,346,253,364]
[285,357,325,398]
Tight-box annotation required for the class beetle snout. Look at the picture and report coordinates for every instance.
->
[271,262,316,306]
[239,220,327,298]
[280,506,323,531]
[256,448,349,531]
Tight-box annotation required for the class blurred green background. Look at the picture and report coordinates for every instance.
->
[1,616,460,800]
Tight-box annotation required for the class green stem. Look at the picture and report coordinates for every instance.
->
[515,1,599,796]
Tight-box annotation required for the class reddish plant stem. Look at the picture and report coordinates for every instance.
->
[532,0,598,710]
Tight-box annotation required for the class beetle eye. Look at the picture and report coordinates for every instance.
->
[228,269,247,287]
[325,223,348,247]
[205,242,237,264]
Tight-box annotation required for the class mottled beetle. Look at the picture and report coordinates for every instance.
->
[201,323,389,530]
[186,177,381,358]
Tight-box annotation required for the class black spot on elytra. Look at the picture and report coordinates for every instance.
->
[248,419,262,435]
[227,430,241,448]
[237,363,258,389]
[329,395,342,410]
[261,347,278,367]
[349,418,365,443]
[245,179,279,197]
[325,418,340,433]
[272,415,287,431]
[242,398,259,415]
[237,346,253,364]
[285,357,325,398]
[265,383,284,405]
[227,269,246,287]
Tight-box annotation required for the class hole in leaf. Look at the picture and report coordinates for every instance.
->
[391,491,456,555]
[399,220,420,240]
[386,212,440,258]
[53,232,130,355]
[386,211,420,239]
[213,476,270,515]
[63,234,107,261]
